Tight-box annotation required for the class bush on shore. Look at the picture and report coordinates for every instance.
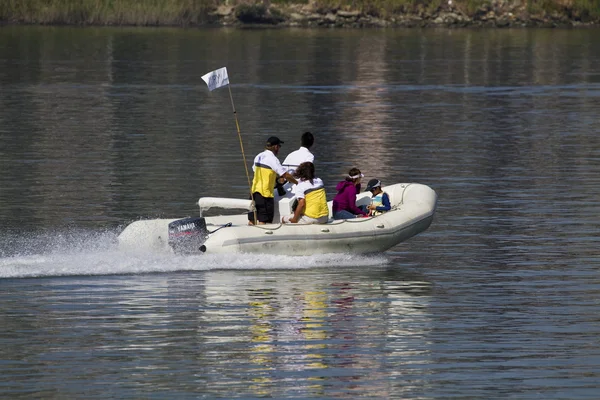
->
[0,0,219,25]
[0,0,599,26]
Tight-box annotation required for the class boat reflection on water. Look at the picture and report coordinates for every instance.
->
[199,269,433,397]
[0,259,434,398]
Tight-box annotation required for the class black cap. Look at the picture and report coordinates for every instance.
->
[365,179,381,192]
[267,136,284,146]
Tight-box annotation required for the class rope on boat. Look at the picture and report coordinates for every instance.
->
[250,222,285,230]
[226,84,256,223]
[245,183,413,229]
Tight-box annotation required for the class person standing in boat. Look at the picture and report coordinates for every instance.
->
[280,131,315,194]
[248,136,297,225]
[281,162,329,224]
[365,179,391,216]
[282,131,315,172]
[332,168,369,219]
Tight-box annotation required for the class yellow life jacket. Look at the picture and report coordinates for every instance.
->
[304,186,329,219]
[251,150,285,198]
[296,177,329,219]
[251,164,276,198]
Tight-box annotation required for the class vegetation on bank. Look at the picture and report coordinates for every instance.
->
[0,0,217,25]
[0,0,599,26]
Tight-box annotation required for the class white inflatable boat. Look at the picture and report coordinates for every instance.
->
[117,183,437,255]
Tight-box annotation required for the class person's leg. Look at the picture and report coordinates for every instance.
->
[316,215,329,224]
[297,215,316,224]
[297,215,329,224]
[333,210,358,220]
[248,193,259,225]
[252,193,270,225]
[263,197,275,224]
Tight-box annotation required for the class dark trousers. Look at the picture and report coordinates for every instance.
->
[248,192,275,224]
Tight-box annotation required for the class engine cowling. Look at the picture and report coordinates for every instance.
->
[167,217,209,254]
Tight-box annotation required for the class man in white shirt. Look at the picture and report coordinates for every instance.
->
[282,132,314,172]
[280,132,315,194]
[248,136,297,225]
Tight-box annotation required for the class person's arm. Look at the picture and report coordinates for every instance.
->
[282,171,297,185]
[288,198,305,223]
[345,186,367,215]
[376,193,391,212]
[275,162,298,185]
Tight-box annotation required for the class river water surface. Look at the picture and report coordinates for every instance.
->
[1,26,600,398]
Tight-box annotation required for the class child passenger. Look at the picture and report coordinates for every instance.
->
[364,179,391,216]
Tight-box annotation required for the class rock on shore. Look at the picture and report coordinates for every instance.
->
[210,1,599,28]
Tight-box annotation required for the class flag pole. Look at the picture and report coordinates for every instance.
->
[226,85,253,200]
[226,85,257,224]
[201,67,256,223]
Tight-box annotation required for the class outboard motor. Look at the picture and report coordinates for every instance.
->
[168,217,209,254]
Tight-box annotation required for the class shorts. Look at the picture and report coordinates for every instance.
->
[248,192,275,224]
[282,214,328,224]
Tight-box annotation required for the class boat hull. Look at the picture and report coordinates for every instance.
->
[117,183,437,255]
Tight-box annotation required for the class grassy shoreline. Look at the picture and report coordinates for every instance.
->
[0,0,218,26]
[1,0,599,27]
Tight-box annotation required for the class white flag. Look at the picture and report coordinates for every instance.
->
[201,67,229,91]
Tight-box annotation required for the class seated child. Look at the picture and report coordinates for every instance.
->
[364,179,391,216]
